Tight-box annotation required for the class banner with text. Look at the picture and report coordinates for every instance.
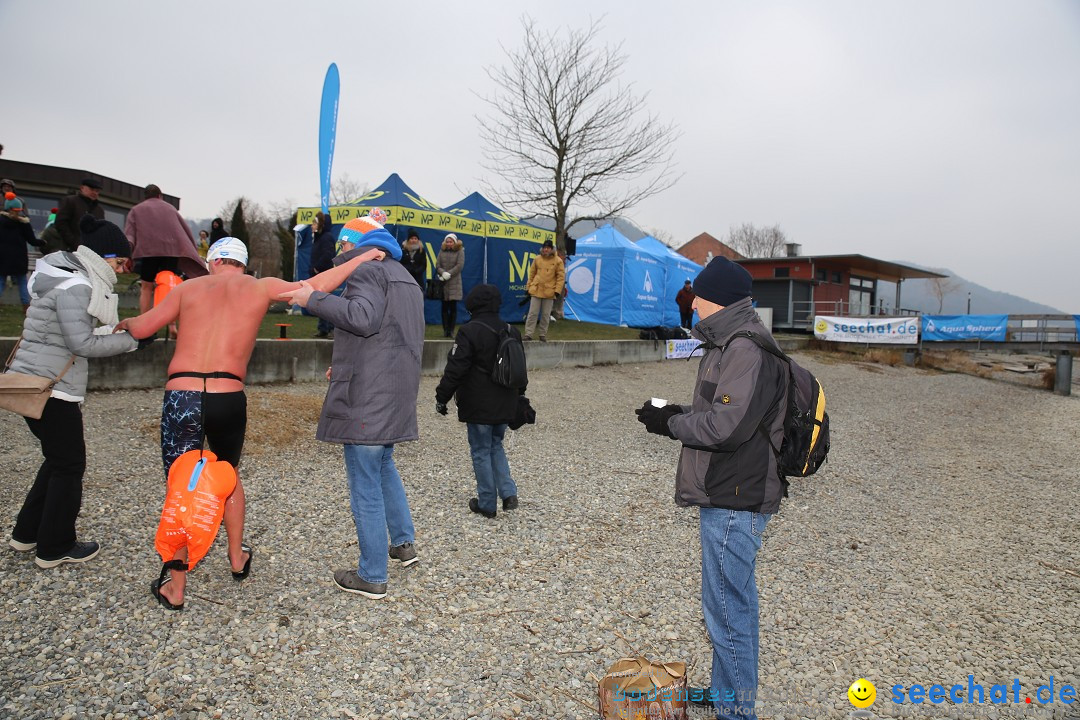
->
[922,315,1008,342]
[664,339,706,359]
[814,315,919,344]
[1074,315,1080,339]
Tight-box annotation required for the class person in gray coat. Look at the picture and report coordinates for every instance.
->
[634,257,787,720]
[6,220,140,569]
[435,233,464,337]
[280,216,424,600]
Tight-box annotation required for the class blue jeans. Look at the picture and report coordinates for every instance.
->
[465,423,517,514]
[700,507,771,720]
[342,444,416,584]
[0,274,30,305]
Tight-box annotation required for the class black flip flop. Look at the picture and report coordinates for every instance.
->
[151,560,188,611]
[231,544,253,581]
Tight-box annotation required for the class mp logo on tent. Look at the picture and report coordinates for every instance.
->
[643,270,654,294]
[568,257,602,301]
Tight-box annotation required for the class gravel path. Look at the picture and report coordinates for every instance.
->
[1,353,1077,719]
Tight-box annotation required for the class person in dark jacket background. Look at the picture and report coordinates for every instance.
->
[0,194,43,312]
[435,284,525,519]
[634,256,787,720]
[398,229,426,287]
[308,212,336,338]
[54,178,105,251]
[209,217,228,243]
[675,279,696,329]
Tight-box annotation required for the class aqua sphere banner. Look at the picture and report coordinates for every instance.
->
[318,63,340,215]
[814,315,919,344]
[921,315,1008,342]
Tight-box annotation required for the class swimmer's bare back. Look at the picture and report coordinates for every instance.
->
[116,248,386,393]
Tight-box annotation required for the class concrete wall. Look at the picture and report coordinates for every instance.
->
[0,337,670,390]
[0,335,813,391]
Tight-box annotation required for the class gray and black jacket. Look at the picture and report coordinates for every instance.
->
[8,251,137,402]
[669,297,788,514]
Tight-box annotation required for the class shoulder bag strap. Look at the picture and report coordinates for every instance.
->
[5,334,77,386]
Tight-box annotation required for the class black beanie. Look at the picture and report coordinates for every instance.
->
[79,214,131,259]
[692,257,752,307]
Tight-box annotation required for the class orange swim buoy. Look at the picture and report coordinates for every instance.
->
[155,449,237,570]
[154,270,183,307]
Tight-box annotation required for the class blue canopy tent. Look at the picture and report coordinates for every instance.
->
[636,236,704,327]
[441,192,554,322]
[298,173,480,324]
[299,176,557,326]
[563,224,667,327]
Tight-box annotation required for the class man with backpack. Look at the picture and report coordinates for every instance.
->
[435,284,526,519]
[634,256,787,720]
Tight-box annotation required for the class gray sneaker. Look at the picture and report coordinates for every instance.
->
[333,569,387,599]
[389,542,419,567]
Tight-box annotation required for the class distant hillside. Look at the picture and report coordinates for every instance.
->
[882,264,1064,315]
[524,216,650,242]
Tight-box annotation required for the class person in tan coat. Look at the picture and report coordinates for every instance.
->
[523,239,565,342]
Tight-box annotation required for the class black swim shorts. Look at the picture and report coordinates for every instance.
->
[138,256,181,283]
[160,390,247,475]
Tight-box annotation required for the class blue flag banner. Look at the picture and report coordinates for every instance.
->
[1074,315,1080,339]
[921,315,1008,342]
[318,63,340,215]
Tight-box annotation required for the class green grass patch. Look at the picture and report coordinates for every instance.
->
[0,302,641,341]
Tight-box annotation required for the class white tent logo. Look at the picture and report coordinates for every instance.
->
[568,258,602,301]
[643,270,653,293]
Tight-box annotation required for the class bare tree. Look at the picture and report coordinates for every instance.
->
[648,227,676,247]
[330,172,369,205]
[477,17,679,251]
[726,223,788,258]
[928,275,959,313]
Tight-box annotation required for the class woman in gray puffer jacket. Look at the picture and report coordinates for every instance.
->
[6,217,139,569]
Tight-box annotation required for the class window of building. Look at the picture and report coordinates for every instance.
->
[816,269,828,282]
[832,271,843,284]
[774,267,790,278]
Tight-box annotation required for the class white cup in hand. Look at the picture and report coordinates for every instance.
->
[650,397,667,407]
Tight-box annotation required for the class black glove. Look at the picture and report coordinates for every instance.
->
[634,401,682,439]
[435,400,448,416]
[137,336,157,350]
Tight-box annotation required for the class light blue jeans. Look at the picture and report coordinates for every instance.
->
[465,423,517,514]
[700,507,771,720]
[342,444,415,584]
[0,274,30,305]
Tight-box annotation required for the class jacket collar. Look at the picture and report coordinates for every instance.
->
[692,296,757,347]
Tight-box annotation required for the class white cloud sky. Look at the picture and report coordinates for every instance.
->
[5,0,1078,310]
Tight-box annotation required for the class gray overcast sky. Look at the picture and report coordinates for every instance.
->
[5,1,1078,310]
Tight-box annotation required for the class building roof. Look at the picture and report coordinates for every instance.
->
[736,253,946,281]
[676,232,743,265]
[0,158,180,210]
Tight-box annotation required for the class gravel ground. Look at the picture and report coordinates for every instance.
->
[1,353,1077,720]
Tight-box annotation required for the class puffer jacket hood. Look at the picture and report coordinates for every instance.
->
[464,284,501,315]
[7,251,137,401]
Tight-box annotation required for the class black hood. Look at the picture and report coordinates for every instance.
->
[465,284,502,314]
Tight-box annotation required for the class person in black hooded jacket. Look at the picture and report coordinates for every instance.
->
[435,284,526,518]
[308,212,337,338]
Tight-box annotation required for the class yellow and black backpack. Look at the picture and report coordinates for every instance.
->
[724,331,830,478]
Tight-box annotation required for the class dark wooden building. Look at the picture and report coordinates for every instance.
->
[736,250,945,331]
[0,158,180,235]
